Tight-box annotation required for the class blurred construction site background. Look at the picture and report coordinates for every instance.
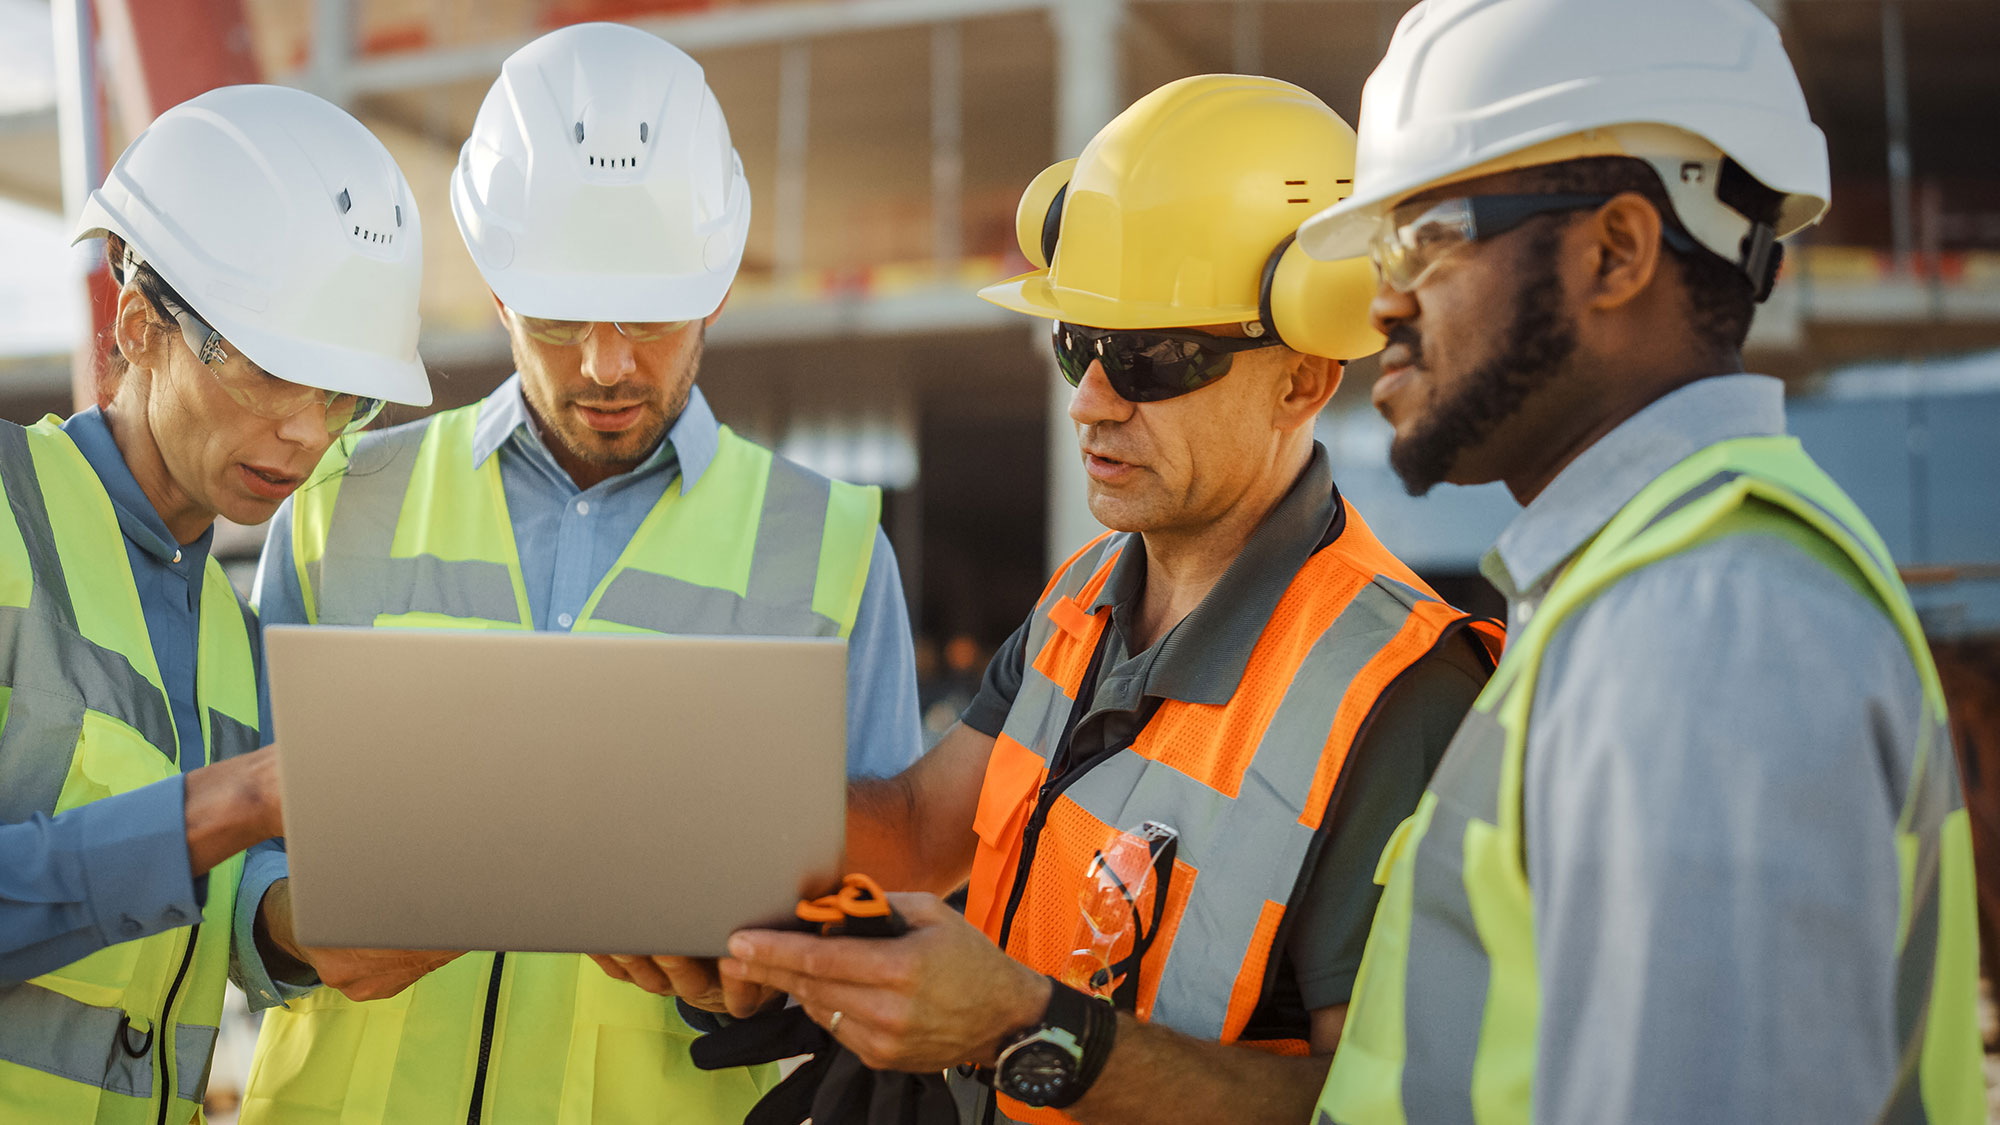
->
[2,0,1998,1117]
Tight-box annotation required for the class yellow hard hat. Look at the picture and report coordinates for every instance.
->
[979,74,1383,361]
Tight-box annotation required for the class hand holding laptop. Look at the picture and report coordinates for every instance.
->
[259,877,465,1002]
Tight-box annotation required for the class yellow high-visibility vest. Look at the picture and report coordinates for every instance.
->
[1316,434,1984,1125]
[0,417,261,1125]
[241,400,882,1124]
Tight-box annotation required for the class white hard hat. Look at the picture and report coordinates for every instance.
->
[449,22,751,323]
[74,84,431,407]
[1298,0,1829,284]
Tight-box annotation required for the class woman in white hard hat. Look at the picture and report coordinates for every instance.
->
[0,83,430,1123]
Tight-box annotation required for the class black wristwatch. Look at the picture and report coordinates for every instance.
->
[993,979,1116,1109]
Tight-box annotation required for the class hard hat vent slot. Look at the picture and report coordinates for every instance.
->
[1286,180,1311,205]
[575,122,585,143]
[640,122,649,143]
[351,225,393,245]
[336,189,352,214]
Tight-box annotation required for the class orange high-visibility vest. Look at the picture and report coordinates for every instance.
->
[961,501,1501,1124]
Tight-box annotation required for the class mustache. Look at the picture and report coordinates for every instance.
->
[1381,324,1424,367]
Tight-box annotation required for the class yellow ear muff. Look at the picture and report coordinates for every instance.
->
[1015,158,1079,269]
[1259,235,1385,361]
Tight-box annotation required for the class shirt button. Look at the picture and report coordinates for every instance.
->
[557,613,575,629]
[171,550,182,564]
[574,500,591,516]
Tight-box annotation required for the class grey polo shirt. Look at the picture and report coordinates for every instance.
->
[963,444,1493,1026]
[1485,374,1924,1123]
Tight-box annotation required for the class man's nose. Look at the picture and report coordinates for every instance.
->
[1068,360,1135,428]
[1370,275,1420,338]
[579,325,637,387]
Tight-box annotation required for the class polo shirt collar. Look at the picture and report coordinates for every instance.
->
[60,407,212,567]
[1085,442,1344,707]
[468,372,722,493]
[1481,373,1787,603]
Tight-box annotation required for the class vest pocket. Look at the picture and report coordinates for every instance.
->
[55,711,177,815]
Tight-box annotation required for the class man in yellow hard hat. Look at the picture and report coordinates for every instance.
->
[1295,0,1985,1121]
[685,75,1503,1125]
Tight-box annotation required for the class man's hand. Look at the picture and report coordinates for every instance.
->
[586,954,780,1015]
[720,892,1050,1073]
[257,879,462,1002]
[184,744,284,876]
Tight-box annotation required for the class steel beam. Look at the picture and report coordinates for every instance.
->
[930,22,964,268]
[52,0,104,410]
[775,40,811,280]
[1044,0,1125,571]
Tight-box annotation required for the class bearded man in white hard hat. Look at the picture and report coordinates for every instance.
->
[236,23,924,1124]
[0,84,431,1123]
[1295,1,1985,1122]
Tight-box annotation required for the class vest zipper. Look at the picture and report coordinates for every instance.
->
[155,922,199,1125]
[464,952,507,1125]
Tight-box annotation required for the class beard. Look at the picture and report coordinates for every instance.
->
[516,327,701,470]
[1388,223,1579,496]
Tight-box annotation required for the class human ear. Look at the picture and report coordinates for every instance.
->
[1582,192,1664,312]
[112,286,168,375]
[1275,353,1342,432]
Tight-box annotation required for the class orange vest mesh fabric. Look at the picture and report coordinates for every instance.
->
[967,504,1501,1124]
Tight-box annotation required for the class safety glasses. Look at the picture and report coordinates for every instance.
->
[1370,192,1703,292]
[514,315,694,347]
[1063,822,1179,1010]
[1053,321,1284,404]
[160,297,385,437]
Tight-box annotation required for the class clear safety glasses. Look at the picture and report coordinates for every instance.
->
[514,315,695,347]
[1053,321,1284,404]
[160,296,385,437]
[1062,821,1179,1010]
[1370,192,1707,292]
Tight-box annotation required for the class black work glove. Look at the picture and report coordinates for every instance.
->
[688,875,958,1125]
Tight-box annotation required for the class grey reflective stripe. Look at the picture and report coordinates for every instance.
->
[209,708,260,763]
[314,422,522,625]
[173,1023,216,1103]
[0,982,153,1098]
[1398,707,1507,1125]
[1051,582,1420,1040]
[1885,709,1957,1124]
[0,426,179,821]
[746,456,830,610]
[589,568,840,636]
[0,424,75,626]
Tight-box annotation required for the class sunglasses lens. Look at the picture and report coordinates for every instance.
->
[1053,323,1092,388]
[1053,323,1245,403]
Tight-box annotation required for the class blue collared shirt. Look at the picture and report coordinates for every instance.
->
[242,377,924,1007]
[0,409,291,1001]
[1475,375,1924,1122]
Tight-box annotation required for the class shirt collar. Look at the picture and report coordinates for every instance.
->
[1085,442,1343,706]
[60,407,213,568]
[469,373,722,493]
[1481,373,1787,603]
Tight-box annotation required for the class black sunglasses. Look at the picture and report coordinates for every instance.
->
[1053,321,1285,404]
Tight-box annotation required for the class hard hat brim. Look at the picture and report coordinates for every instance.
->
[480,259,735,326]
[977,269,1260,331]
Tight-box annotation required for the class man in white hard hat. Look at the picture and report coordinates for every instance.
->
[0,84,431,1122]
[1295,0,1985,1122]
[235,23,924,1125]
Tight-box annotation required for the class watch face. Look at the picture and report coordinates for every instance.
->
[998,1037,1080,1106]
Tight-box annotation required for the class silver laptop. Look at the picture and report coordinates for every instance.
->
[265,626,848,956]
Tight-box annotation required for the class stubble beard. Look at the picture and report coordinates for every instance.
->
[1388,224,1579,497]
[516,329,701,470]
